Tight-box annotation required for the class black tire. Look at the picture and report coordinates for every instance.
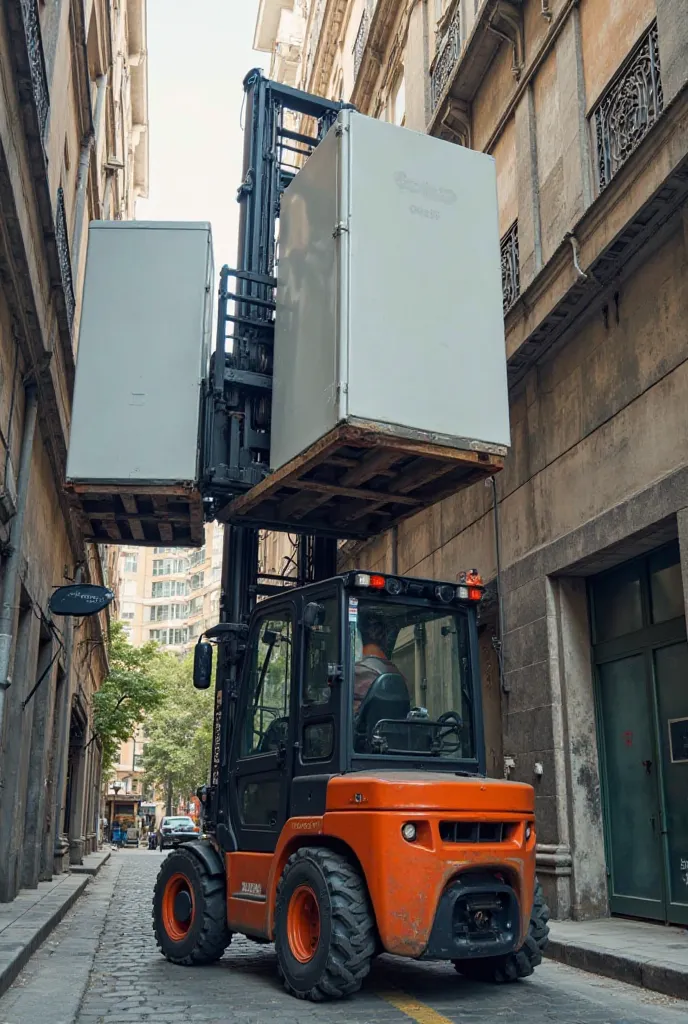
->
[152,846,231,965]
[453,879,550,983]
[274,846,376,1001]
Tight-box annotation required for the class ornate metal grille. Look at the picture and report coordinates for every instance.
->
[501,221,520,314]
[20,0,50,139]
[55,188,75,332]
[431,4,461,112]
[591,23,663,191]
[353,9,370,81]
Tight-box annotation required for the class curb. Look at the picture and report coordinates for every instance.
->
[545,939,688,1002]
[0,875,90,999]
[70,850,111,876]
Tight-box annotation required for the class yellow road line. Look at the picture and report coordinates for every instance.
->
[376,989,455,1024]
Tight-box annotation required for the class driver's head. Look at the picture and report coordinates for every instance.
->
[359,610,389,652]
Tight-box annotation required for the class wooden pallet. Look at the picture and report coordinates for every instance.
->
[65,484,205,547]
[220,424,504,539]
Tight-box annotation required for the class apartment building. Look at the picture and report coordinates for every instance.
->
[116,522,224,653]
[0,0,148,901]
[255,0,688,927]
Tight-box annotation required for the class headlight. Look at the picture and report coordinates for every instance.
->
[401,822,417,842]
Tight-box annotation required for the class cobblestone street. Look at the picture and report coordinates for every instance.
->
[0,851,686,1024]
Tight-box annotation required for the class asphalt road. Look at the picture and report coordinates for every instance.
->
[0,850,685,1024]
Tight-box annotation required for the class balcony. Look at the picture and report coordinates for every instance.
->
[19,0,49,141]
[590,22,663,192]
[501,221,520,314]
[430,3,461,113]
[353,8,371,82]
[55,188,75,332]
[428,0,526,139]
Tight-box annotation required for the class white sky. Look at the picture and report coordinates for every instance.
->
[137,0,264,269]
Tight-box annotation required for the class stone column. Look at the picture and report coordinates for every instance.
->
[555,4,593,224]
[656,0,688,105]
[21,636,58,888]
[677,508,688,614]
[68,732,88,865]
[0,605,40,902]
[553,577,608,919]
[514,83,542,291]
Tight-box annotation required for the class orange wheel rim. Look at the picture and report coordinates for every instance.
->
[287,884,320,963]
[162,872,195,942]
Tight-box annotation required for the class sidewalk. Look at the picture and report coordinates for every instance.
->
[0,850,110,998]
[547,917,688,1001]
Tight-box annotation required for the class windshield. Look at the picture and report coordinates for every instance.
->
[164,818,193,827]
[350,598,476,760]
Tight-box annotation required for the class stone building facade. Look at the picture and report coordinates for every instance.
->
[0,0,148,901]
[256,0,688,926]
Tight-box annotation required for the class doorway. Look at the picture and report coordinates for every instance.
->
[590,542,688,925]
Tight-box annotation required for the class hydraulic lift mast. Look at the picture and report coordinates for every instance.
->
[203,72,351,837]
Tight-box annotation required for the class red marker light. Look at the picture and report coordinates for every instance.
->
[468,587,483,601]
[370,574,385,589]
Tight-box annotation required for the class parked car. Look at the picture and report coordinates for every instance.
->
[157,815,200,850]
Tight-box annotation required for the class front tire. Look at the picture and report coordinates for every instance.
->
[275,847,376,1001]
[152,846,231,965]
[453,879,550,983]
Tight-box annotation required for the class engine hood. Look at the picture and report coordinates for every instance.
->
[326,770,534,814]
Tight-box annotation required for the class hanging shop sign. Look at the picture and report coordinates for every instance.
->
[49,584,115,617]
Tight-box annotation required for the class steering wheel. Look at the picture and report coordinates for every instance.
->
[433,711,463,754]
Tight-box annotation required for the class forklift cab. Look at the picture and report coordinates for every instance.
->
[195,570,487,855]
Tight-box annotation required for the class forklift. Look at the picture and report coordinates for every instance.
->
[151,71,549,1001]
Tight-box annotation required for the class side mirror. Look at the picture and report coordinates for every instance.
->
[193,642,213,690]
[304,601,325,629]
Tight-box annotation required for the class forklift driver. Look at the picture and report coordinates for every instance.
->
[353,610,407,715]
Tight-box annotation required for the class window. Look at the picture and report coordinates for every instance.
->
[350,600,476,759]
[149,627,189,646]
[240,615,292,757]
[303,720,334,761]
[151,580,188,598]
[149,604,187,622]
[212,566,221,582]
[123,554,138,573]
[152,557,188,577]
[189,596,203,615]
[189,547,206,567]
[392,74,406,126]
[303,596,338,705]
[133,753,144,770]
[123,580,137,597]
[120,602,135,621]
[190,571,204,591]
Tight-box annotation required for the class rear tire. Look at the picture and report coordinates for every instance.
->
[453,879,550,983]
[275,846,376,1001]
[152,846,231,965]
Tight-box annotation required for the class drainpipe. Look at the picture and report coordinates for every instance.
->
[71,74,106,278]
[0,385,38,738]
[52,564,83,858]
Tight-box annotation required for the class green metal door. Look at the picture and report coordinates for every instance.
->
[653,641,688,925]
[597,654,664,919]
[591,543,688,925]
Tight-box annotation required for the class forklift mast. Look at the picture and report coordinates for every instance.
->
[203,72,353,835]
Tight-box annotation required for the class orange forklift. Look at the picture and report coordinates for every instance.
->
[152,569,549,1000]
[150,70,547,1000]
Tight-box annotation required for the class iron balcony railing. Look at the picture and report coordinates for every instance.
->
[19,0,50,139]
[55,188,75,331]
[430,2,461,113]
[501,221,520,314]
[591,22,663,192]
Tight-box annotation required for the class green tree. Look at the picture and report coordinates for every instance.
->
[143,654,214,814]
[93,621,165,778]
